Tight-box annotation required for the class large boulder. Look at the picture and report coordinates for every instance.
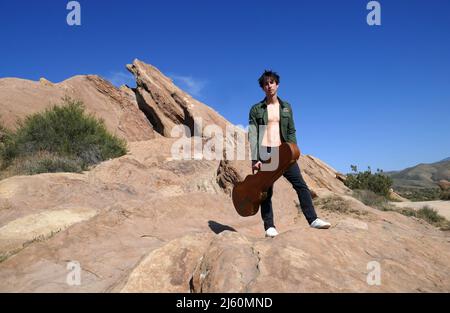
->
[126,59,232,139]
[437,180,450,191]
[0,75,157,141]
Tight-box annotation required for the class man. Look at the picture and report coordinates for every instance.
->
[248,70,331,237]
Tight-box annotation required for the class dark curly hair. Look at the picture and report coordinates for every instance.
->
[258,70,280,88]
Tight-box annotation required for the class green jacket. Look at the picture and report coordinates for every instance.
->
[248,96,297,162]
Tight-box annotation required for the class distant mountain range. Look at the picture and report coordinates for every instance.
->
[385,158,450,189]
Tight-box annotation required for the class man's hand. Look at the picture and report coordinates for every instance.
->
[252,161,262,174]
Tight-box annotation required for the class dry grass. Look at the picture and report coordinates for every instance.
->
[396,206,450,231]
[0,150,83,180]
[352,189,396,211]
[352,189,450,231]
[308,196,368,217]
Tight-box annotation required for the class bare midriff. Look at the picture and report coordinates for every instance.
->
[261,102,281,147]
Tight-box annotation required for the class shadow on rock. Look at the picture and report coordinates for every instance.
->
[208,220,237,234]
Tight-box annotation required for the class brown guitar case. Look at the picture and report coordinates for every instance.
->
[232,142,300,217]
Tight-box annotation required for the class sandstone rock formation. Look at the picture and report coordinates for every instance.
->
[388,188,409,202]
[0,75,156,141]
[120,189,450,292]
[120,232,215,293]
[126,59,231,138]
[438,180,450,191]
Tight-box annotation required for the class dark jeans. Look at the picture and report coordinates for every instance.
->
[259,146,318,230]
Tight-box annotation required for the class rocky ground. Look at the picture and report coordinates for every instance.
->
[0,136,449,292]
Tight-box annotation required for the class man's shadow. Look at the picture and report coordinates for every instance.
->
[208,220,237,234]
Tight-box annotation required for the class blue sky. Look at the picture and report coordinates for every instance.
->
[1,0,449,173]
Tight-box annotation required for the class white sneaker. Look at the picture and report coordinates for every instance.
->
[310,218,331,229]
[265,227,279,238]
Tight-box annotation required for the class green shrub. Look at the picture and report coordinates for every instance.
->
[0,97,127,177]
[345,165,393,197]
[0,119,13,169]
[417,206,445,224]
[0,121,7,142]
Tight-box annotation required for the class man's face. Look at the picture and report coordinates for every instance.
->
[262,77,278,98]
